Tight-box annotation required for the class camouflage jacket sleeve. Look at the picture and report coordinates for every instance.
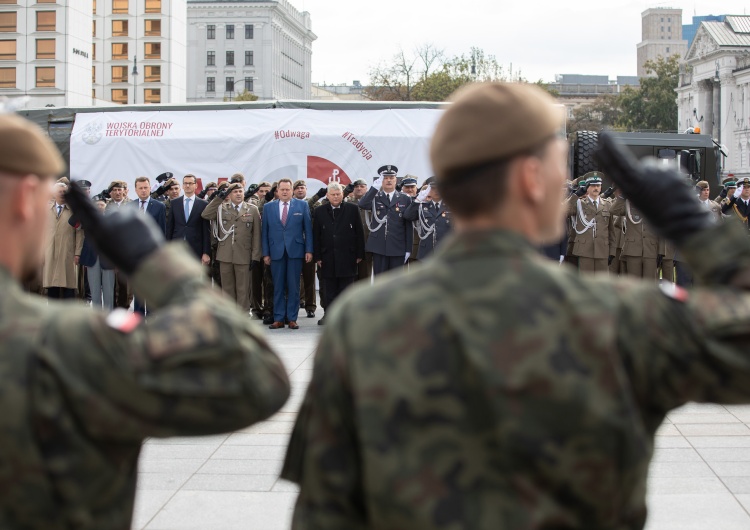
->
[618,220,750,411]
[36,243,290,441]
[281,306,368,529]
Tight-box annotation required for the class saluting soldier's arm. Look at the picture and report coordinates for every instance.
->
[201,194,222,219]
[356,186,378,210]
[609,196,626,216]
[618,221,750,411]
[38,244,290,440]
[565,195,578,216]
[402,200,420,222]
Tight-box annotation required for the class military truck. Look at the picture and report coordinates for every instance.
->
[570,130,723,189]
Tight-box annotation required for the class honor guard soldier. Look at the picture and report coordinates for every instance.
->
[610,194,662,279]
[0,114,289,529]
[565,172,616,273]
[714,175,737,203]
[721,177,750,232]
[399,176,421,266]
[357,165,414,275]
[403,182,452,260]
[202,182,262,312]
[282,81,750,530]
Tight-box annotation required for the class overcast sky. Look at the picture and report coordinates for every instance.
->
[289,0,749,86]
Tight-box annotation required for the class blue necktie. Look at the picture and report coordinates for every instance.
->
[184,198,191,220]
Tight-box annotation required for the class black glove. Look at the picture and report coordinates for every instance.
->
[214,185,233,202]
[344,183,355,197]
[244,183,259,201]
[65,182,164,275]
[265,185,277,203]
[608,255,614,265]
[575,186,587,197]
[395,182,404,192]
[314,187,327,200]
[153,184,168,197]
[197,188,208,199]
[595,132,713,245]
[720,187,728,199]
[602,187,615,199]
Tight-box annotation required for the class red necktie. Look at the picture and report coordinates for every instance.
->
[282,202,288,226]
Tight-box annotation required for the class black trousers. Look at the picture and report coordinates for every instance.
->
[47,287,75,299]
[372,254,404,276]
[321,276,355,312]
[675,260,693,287]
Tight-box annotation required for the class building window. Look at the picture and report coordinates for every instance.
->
[245,77,253,92]
[668,26,671,32]
[92,88,95,99]
[36,39,54,59]
[145,65,160,83]
[207,50,215,65]
[207,24,215,39]
[35,66,55,87]
[111,89,128,104]
[144,42,160,59]
[0,40,16,60]
[0,67,15,88]
[145,19,160,36]
[92,20,96,37]
[36,12,56,32]
[0,12,15,32]
[111,42,128,60]
[666,47,670,53]
[206,76,215,92]
[144,88,160,103]
[92,42,96,60]
[38,0,56,3]
[226,50,234,66]
[225,76,234,92]
[93,0,96,14]
[145,0,161,13]
[112,0,128,14]
[112,20,128,37]
[226,24,234,39]
[111,65,127,83]
[92,65,95,83]
[245,50,253,66]
[245,25,253,39]
[668,17,671,22]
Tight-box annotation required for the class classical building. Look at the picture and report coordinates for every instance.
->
[677,16,750,178]
[186,0,315,102]
[683,15,726,48]
[311,81,366,101]
[637,8,688,77]
[0,0,92,107]
[92,0,187,105]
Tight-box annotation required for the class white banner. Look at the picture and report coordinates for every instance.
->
[70,108,444,199]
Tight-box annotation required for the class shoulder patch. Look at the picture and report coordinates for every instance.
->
[106,309,143,333]
[659,282,689,303]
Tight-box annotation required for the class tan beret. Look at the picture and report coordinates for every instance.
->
[0,114,65,177]
[108,180,124,190]
[430,83,563,180]
[696,180,709,189]
[293,179,306,189]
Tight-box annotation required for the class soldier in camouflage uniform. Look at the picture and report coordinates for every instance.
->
[0,114,289,529]
[281,82,750,529]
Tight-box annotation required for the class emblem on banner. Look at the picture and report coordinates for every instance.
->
[82,121,104,145]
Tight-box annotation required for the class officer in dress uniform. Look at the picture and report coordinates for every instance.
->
[565,172,616,273]
[399,176,421,267]
[201,183,262,312]
[357,165,413,275]
[610,195,662,279]
[721,177,750,232]
[403,182,452,260]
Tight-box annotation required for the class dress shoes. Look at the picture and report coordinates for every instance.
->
[306,310,315,318]
[262,315,274,325]
[268,321,285,329]
[317,316,325,325]
[288,321,299,330]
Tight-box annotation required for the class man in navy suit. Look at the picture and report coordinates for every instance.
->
[166,174,211,265]
[262,178,313,329]
[129,176,166,314]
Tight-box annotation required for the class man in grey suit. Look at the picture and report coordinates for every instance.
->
[357,165,413,275]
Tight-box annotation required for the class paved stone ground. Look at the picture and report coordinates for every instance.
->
[132,314,750,529]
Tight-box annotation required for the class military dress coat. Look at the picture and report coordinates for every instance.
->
[611,198,661,259]
[0,244,290,530]
[565,196,616,260]
[282,221,750,529]
[357,187,413,257]
[43,204,83,289]
[403,200,453,260]
[201,200,262,264]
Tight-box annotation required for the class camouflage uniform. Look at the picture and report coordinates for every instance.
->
[0,244,289,529]
[282,221,750,528]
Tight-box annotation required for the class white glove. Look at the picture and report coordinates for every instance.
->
[734,186,743,198]
[404,252,411,264]
[416,185,431,202]
[373,176,382,190]
[559,255,564,264]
